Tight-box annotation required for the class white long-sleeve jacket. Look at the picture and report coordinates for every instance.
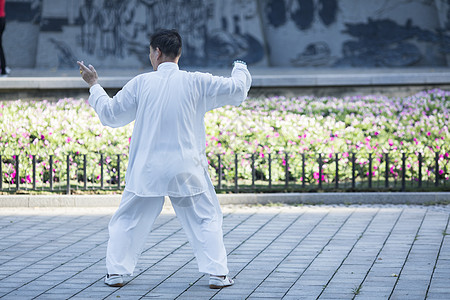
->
[88,62,252,196]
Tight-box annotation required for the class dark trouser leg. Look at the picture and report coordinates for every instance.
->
[0,17,6,74]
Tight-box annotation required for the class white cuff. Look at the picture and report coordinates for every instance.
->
[233,61,248,69]
[89,83,101,93]
[88,83,103,106]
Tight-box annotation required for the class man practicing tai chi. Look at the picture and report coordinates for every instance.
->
[77,29,251,289]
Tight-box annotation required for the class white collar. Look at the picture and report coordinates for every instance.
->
[157,62,179,71]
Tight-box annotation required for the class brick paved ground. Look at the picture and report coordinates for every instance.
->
[0,204,449,300]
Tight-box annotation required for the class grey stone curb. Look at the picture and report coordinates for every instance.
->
[0,192,449,207]
[1,72,449,90]
[2,68,450,90]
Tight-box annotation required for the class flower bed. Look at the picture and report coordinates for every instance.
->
[1,89,449,192]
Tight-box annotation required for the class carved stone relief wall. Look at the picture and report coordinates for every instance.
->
[3,0,450,68]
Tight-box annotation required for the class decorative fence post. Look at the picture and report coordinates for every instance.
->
[368,153,372,189]
[15,155,19,190]
[385,153,389,188]
[251,154,255,190]
[66,155,70,195]
[301,153,306,188]
[32,155,36,190]
[117,154,121,189]
[401,153,406,192]
[217,154,222,190]
[268,153,272,189]
[49,155,53,191]
[100,154,104,189]
[352,153,356,189]
[435,152,439,187]
[234,153,238,192]
[418,152,422,188]
[83,154,87,190]
[285,152,289,189]
[318,153,323,190]
[335,153,339,189]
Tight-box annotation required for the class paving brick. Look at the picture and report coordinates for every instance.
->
[0,204,448,299]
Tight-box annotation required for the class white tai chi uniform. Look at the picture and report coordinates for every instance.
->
[88,62,251,276]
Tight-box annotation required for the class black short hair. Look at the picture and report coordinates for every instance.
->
[150,29,182,58]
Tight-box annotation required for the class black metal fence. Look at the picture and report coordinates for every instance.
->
[1,151,449,194]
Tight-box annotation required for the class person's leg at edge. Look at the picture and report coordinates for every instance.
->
[106,190,165,276]
[170,172,229,277]
[0,17,6,75]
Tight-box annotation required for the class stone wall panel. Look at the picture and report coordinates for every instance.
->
[3,0,450,69]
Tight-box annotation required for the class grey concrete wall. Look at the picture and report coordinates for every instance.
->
[3,0,450,69]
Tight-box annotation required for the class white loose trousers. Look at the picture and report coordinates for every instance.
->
[106,172,228,276]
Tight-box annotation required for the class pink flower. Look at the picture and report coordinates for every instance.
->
[427,132,431,136]
[388,139,393,146]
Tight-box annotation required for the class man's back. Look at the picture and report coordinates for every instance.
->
[128,62,206,197]
[86,61,251,197]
